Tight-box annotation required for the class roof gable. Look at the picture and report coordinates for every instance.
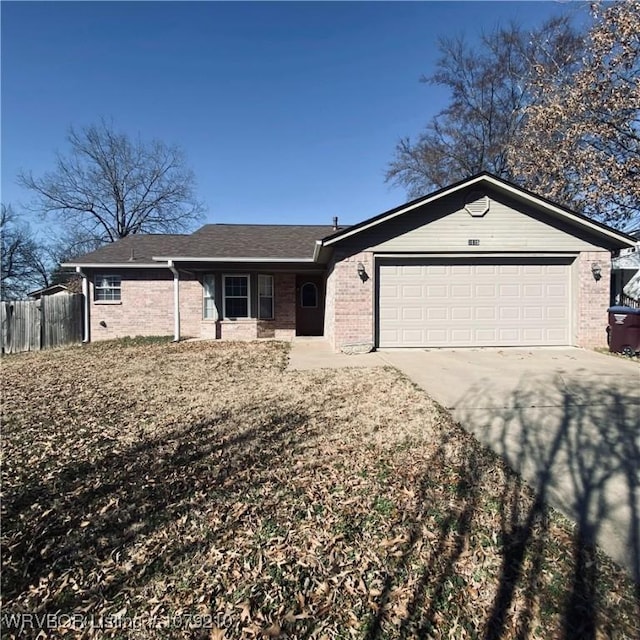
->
[321,173,636,250]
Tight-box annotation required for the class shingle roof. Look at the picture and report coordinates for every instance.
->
[175,224,341,259]
[65,234,189,264]
[64,224,343,265]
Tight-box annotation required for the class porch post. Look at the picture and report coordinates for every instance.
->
[168,260,180,342]
[75,266,90,343]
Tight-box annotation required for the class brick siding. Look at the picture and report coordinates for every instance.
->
[576,251,612,348]
[88,269,297,342]
[89,269,194,341]
[88,250,613,350]
[325,249,613,352]
[325,249,374,351]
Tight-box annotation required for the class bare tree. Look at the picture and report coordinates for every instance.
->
[386,17,583,197]
[1,204,49,300]
[509,0,640,229]
[18,120,205,245]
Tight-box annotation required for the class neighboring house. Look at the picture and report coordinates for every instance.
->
[28,284,71,299]
[28,278,83,300]
[63,173,636,351]
[612,228,640,307]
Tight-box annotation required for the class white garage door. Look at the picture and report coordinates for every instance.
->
[378,259,572,347]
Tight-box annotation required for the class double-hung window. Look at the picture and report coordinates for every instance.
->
[95,274,121,301]
[203,274,217,320]
[223,275,250,318]
[258,275,274,320]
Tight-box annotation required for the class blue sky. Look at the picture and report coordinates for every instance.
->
[2,1,588,234]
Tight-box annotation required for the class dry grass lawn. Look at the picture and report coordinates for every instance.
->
[1,338,638,639]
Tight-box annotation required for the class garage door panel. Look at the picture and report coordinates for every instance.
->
[548,307,567,320]
[523,265,544,275]
[523,307,543,320]
[546,265,567,275]
[426,284,448,297]
[523,284,543,297]
[500,265,520,275]
[499,284,520,297]
[475,284,496,298]
[547,284,566,297]
[427,306,447,320]
[402,307,423,321]
[451,265,473,275]
[500,307,520,320]
[451,284,472,297]
[450,328,473,342]
[497,328,519,342]
[378,261,571,347]
[402,329,424,343]
[379,308,399,321]
[451,307,472,320]
[402,284,422,298]
[476,265,497,275]
[547,328,568,341]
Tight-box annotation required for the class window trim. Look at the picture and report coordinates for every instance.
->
[258,274,274,320]
[203,274,217,320]
[94,273,122,302]
[223,274,251,319]
[300,282,318,309]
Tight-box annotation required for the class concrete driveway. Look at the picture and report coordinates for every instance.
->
[378,348,640,581]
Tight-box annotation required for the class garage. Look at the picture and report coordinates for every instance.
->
[377,258,573,348]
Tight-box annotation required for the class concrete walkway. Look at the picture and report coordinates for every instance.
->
[288,340,640,580]
[287,338,387,370]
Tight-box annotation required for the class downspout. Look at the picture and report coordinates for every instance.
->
[168,260,180,342]
[75,266,90,343]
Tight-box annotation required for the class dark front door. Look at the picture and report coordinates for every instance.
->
[296,275,325,336]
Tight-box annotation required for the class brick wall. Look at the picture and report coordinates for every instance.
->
[576,251,611,348]
[325,249,375,351]
[323,249,612,352]
[219,320,259,340]
[88,268,297,342]
[89,269,201,341]
[258,273,296,339]
[323,261,336,347]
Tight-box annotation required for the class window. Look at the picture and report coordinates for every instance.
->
[258,274,274,320]
[203,274,217,320]
[223,275,250,318]
[95,274,121,301]
[300,282,318,308]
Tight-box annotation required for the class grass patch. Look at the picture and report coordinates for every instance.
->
[1,340,638,639]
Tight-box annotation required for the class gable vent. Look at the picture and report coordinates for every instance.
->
[464,191,490,217]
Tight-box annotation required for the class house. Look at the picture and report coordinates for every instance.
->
[611,228,640,308]
[63,173,636,351]
[28,284,72,299]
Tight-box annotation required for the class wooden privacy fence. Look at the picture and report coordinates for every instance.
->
[1,293,84,354]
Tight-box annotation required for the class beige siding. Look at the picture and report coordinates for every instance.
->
[359,191,604,253]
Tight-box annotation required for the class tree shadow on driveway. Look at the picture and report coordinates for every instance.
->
[455,371,640,638]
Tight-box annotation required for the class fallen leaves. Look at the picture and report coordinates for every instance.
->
[1,339,638,639]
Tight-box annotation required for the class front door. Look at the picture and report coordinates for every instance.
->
[296,275,325,336]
